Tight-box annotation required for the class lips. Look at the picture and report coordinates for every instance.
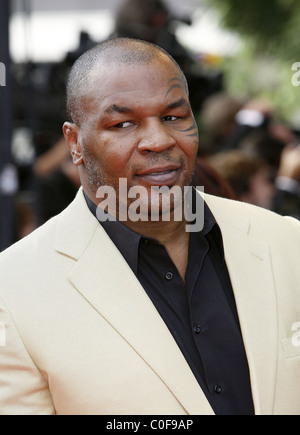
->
[135,165,181,186]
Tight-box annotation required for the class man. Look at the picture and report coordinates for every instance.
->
[0,38,299,415]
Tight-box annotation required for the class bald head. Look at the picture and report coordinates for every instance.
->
[66,38,188,126]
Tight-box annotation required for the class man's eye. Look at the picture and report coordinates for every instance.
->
[163,116,179,122]
[114,121,133,129]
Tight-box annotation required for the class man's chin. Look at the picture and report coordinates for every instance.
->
[125,187,184,223]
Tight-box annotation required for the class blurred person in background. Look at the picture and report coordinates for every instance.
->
[236,123,300,220]
[199,95,296,159]
[198,92,244,156]
[113,0,191,70]
[239,131,286,180]
[209,150,275,210]
[192,157,236,200]
[112,0,223,114]
[199,93,300,218]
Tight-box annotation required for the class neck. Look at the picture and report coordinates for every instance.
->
[123,215,188,245]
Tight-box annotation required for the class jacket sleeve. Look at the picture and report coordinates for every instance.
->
[0,296,55,415]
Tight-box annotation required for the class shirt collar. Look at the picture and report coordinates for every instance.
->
[83,189,222,274]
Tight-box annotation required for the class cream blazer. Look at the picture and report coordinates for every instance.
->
[0,188,299,415]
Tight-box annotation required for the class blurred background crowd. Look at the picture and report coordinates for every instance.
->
[1,0,300,250]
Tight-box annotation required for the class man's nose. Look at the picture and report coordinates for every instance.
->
[137,119,176,154]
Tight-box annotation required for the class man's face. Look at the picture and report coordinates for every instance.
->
[67,57,199,216]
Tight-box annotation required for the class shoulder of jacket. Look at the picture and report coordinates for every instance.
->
[203,193,300,238]
[0,215,59,282]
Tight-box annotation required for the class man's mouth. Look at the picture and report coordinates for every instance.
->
[135,166,181,186]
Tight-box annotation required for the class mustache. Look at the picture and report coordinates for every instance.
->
[131,153,185,173]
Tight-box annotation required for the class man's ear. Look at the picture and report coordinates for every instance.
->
[63,122,83,166]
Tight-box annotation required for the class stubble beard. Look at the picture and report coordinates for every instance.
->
[83,147,195,222]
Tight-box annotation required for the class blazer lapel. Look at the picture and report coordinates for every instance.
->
[56,189,214,415]
[204,194,278,415]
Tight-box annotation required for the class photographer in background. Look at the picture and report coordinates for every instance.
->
[112,0,223,114]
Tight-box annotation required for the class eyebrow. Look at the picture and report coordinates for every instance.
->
[165,98,190,111]
[104,98,190,116]
[104,104,133,115]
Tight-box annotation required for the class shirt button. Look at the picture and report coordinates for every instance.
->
[165,272,173,280]
[214,385,222,394]
[193,324,201,334]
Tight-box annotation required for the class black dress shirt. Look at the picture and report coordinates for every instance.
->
[84,190,254,415]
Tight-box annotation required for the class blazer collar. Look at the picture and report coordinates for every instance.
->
[55,188,99,261]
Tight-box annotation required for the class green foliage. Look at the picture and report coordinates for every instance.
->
[222,45,299,121]
[203,0,300,121]
[206,0,298,60]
